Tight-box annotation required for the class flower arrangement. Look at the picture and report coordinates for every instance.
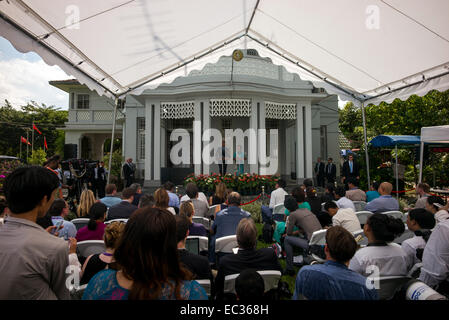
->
[0,159,24,196]
[184,172,280,195]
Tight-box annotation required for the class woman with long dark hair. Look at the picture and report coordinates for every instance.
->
[82,207,208,300]
[76,202,107,242]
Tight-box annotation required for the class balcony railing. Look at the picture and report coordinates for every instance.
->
[68,110,124,123]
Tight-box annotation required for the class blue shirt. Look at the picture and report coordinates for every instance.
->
[366,191,380,203]
[293,260,378,300]
[365,195,399,213]
[168,192,180,208]
[51,216,77,241]
[212,206,250,239]
[100,196,122,209]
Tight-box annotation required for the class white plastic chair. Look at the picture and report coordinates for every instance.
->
[393,225,414,244]
[353,201,367,212]
[215,235,238,254]
[196,279,211,297]
[356,211,373,225]
[104,218,128,225]
[71,218,89,231]
[321,200,338,211]
[223,270,282,294]
[383,211,405,220]
[192,216,210,229]
[308,229,327,263]
[208,205,220,217]
[352,229,369,246]
[273,203,286,221]
[77,240,106,258]
[187,235,209,253]
[376,276,411,300]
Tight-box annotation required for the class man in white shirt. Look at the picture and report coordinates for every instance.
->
[324,201,361,233]
[261,179,288,223]
[334,186,356,211]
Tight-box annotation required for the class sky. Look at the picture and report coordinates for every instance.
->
[0,36,71,110]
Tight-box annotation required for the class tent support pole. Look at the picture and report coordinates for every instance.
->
[419,141,424,183]
[395,144,399,199]
[107,98,119,185]
[361,102,370,188]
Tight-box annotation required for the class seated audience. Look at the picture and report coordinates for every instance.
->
[175,215,213,286]
[349,213,409,276]
[138,194,155,208]
[100,184,122,209]
[77,189,96,217]
[261,179,288,223]
[107,187,138,220]
[0,166,70,299]
[419,218,449,292]
[292,186,312,211]
[425,196,449,224]
[82,207,208,300]
[76,202,107,242]
[305,187,321,216]
[321,183,335,203]
[414,183,431,209]
[334,186,356,211]
[365,182,399,214]
[164,181,180,209]
[303,178,313,188]
[80,221,125,285]
[48,199,77,240]
[324,201,361,233]
[184,183,209,218]
[366,181,380,203]
[235,269,266,301]
[154,188,176,215]
[402,208,435,268]
[283,196,322,276]
[209,182,228,206]
[129,183,143,207]
[209,192,250,264]
[345,178,366,202]
[179,201,208,237]
[215,218,281,300]
[293,226,378,300]
[180,183,209,204]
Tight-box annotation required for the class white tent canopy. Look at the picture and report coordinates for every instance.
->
[419,125,449,183]
[1,0,448,104]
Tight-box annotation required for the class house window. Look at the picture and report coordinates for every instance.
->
[320,125,328,160]
[77,94,90,109]
[137,117,145,160]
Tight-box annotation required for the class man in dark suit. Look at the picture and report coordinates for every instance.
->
[325,157,337,185]
[341,154,360,188]
[122,158,136,188]
[314,157,325,188]
[90,161,107,199]
[175,215,214,296]
[106,187,138,220]
[214,217,282,300]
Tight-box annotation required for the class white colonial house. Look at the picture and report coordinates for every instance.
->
[51,49,340,187]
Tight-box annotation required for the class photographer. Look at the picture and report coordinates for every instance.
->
[44,155,70,199]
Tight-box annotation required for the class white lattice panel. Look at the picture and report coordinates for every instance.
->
[265,101,296,119]
[94,111,113,122]
[210,99,251,117]
[161,101,195,119]
[77,111,91,121]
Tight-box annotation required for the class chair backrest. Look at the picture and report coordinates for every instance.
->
[104,218,128,225]
[353,201,367,212]
[77,240,106,258]
[273,204,286,215]
[196,279,211,297]
[376,276,411,300]
[356,211,373,225]
[352,229,369,246]
[187,235,209,253]
[215,235,238,253]
[224,270,282,294]
[208,205,220,217]
[383,211,404,220]
[321,200,337,212]
[192,216,210,229]
[308,229,327,246]
[71,218,90,231]
[393,225,414,244]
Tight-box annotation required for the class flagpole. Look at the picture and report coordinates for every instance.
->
[31,120,35,154]
[20,137,22,160]
[26,129,30,161]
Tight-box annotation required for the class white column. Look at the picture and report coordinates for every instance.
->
[304,101,313,178]
[250,100,259,174]
[202,101,210,175]
[296,104,304,181]
[193,100,202,176]
[144,100,153,182]
[160,123,166,168]
[153,103,161,182]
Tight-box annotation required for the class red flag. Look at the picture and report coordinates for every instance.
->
[44,136,48,150]
[33,123,42,135]
[21,136,31,146]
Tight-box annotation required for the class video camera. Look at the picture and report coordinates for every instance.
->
[61,159,99,202]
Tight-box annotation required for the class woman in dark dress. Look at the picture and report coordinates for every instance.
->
[209,182,227,206]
